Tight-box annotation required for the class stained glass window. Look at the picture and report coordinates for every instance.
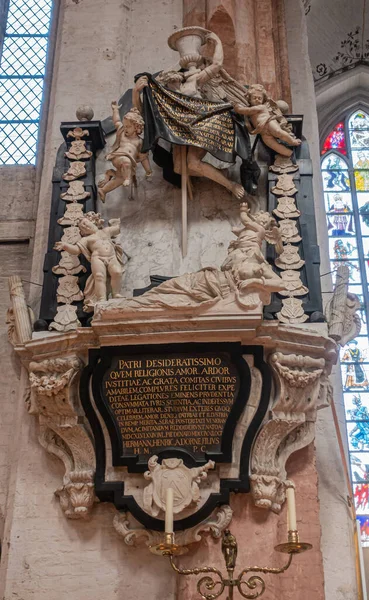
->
[0,0,53,165]
[322,121,347,155]
[322,111,369,546]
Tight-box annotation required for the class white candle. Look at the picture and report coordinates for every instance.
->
[286,486,297,531]
[165,487,174,534]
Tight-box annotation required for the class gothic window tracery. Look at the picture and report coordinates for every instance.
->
[0,0,53,164]
[322,110,369,545]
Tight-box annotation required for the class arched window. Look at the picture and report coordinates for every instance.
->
[0,0,53,165]
[322,110,369,545]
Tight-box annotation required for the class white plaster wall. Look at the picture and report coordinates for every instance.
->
[284,1,358,598]
[0,247,31,544]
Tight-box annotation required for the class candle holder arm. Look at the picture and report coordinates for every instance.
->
[236,554,293,599]
[169,556,226,600]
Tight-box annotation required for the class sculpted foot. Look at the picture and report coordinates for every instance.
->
[232,183,245,200]
[123,179,130,187]
[290,139,302,146]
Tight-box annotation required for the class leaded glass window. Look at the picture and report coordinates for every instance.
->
[322,110,369,546]
[0,0,53,165]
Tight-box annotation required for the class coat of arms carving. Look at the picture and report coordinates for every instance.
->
[143,455,215,517]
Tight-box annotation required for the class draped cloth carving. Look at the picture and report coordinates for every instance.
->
[140,74,251,163]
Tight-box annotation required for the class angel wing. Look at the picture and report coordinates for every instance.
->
[266,97,292,133]
[201,67,249,106]
[265,224,283,254]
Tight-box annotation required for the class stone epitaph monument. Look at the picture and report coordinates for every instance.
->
[7,22,354,565]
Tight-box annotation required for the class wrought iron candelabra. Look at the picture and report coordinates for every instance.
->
[150,528,312,600]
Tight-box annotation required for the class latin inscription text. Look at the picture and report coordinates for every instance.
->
[102,355,239,456]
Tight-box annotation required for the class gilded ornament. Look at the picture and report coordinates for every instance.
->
[132,26,250,200]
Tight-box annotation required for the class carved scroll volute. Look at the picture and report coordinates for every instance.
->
[250,351,325,514]
[27,356,98,519]
[269,352,325,420]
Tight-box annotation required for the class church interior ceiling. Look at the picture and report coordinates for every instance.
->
[306,0,369,84]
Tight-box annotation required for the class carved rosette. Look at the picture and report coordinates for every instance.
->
[27,356,97,519]
[250,351,326,513]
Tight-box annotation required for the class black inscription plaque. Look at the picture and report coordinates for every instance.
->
[103,352,239,459]
[80,342,271,529]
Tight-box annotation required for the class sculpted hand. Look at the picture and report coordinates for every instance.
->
[54,241,65,251]
[111,100,122,110]
[240,202,250,212]
[135,76,148,92]
[234,103,245,113]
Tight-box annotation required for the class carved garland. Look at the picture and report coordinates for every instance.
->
[270,156,309,323]
[50,128,92,332]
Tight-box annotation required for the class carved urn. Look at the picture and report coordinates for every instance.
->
[168,26,209,70]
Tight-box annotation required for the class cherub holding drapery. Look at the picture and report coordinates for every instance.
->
[234,84,301,157]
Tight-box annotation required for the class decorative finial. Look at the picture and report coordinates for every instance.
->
[76,105,94,122]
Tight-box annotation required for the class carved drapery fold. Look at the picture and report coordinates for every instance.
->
[250,351,329,513]
[27,356,98,519]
